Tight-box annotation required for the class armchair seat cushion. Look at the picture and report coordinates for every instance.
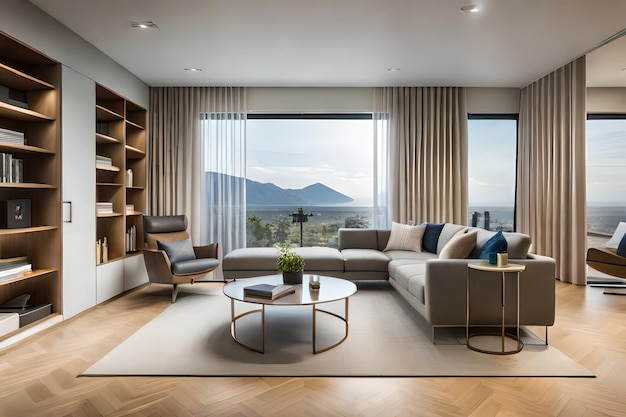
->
[172,258,220,275]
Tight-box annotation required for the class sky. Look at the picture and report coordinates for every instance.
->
[586,119,626,205]
[246,119,374,205]
[244,117,626,208]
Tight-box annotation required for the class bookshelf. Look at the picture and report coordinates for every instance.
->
[0,32,61,339]
[95,84,146,266]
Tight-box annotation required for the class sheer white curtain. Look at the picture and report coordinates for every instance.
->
[199,89,247,255]
[373,91,392,229]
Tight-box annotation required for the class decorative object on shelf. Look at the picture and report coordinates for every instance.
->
[126,224,137,253]
[102,237,108,263]
[0,85,29,109]
[126,168,133,187]
[3,199,31,229]
[276,244,305,284]
[96,239,102,265]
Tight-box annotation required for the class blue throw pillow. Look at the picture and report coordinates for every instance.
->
[157,238,196,264]
[617,233,626,257]
[422,223,445,254]
[479,230,508,259]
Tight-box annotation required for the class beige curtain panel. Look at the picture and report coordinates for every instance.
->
[517,57,587,285]
[148,87,247,239]
[375,87,468,225]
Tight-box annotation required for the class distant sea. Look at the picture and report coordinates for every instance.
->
[247,205,626,235]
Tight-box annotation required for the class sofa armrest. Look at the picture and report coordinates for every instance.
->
[424,255,556,326]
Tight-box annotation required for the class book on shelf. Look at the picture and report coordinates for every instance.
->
[243,283,295,300]
[0,127,25,146]
[125,204,135,214]
[96,202,114,214]
[0,257,32,281]
[96,155,112,166]
[0,153,21,183]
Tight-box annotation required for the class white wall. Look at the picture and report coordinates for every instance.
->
[587,88,626,113]
[0,0,149,107]
[247,87,520,114]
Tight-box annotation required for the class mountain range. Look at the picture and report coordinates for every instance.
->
[246,178,353,206]
[205,171,353,206]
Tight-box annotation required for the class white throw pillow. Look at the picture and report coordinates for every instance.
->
[606,222,626,249]
[439,230,478,259]
[384,222,426,252]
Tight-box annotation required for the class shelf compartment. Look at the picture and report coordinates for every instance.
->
[0,102,54,122]
[0,63,55,91]
[126,119,145,130]
[96,133,122,145]
[96,105,123,121]
[0,268,57,286]
[0,182,55,189]
[125,145,145,159]
[0,142,55,155]
[96,164,120,172]
[0,225,57,236]
[97,212,123,218]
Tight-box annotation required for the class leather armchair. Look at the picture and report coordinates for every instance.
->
[143,215,220,302]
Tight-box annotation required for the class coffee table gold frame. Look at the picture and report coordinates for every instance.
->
[466,261,526,355]
[223,275,357,354]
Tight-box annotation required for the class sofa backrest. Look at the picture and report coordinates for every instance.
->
[338,228,390,251]
[468,227,532,259]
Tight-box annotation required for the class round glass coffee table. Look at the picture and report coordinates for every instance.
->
[223,274,357,354]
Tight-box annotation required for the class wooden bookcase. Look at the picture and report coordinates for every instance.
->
[95,84,146,266]
[0,32,61,338]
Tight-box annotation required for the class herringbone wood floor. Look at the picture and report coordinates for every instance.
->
[0,281,625,417]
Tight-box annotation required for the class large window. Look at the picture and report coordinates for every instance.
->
[467,115,518,231]
[586,115,626,247]
[245,115,374,248]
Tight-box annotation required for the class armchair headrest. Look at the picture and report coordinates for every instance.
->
[143,215,188,234]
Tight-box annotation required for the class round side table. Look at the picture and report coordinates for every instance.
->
[466,261,526,354]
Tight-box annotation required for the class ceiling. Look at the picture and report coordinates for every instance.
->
[28,0,626,88]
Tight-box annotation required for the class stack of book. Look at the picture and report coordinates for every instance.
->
[0,153,23,183]
[0,127,25,145]
[96,155,112,167]
[125,204,135,214]
[0,257,32,282]
[97,202,113,214]
[243,283,295,300]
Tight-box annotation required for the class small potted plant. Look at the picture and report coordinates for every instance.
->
[276,244,305,284]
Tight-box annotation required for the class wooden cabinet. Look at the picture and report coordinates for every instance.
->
[0,32,61,339]
[95,84,147,301]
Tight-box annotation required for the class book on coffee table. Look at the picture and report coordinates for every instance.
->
[243,283,295,300]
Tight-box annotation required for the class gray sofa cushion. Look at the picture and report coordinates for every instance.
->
[436,224,467,254]
[293,247,344,271]
[391,263,427,303]
[342,249,390,272]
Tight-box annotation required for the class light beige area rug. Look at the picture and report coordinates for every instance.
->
[81,282,593,377]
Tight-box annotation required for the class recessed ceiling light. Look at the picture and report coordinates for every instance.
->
[184,68,203,72]
[387,68,401,72]
[131,21,158,29]
[460,5,479,13]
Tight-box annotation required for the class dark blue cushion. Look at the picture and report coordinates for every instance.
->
[158,238,196,264]
[422,223,445,253]
[617,233,626,257]
[479,230,508,259]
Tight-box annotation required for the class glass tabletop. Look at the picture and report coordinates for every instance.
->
[223,274,357,306]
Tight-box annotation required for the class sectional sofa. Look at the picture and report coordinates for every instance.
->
[223,223,556,341]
